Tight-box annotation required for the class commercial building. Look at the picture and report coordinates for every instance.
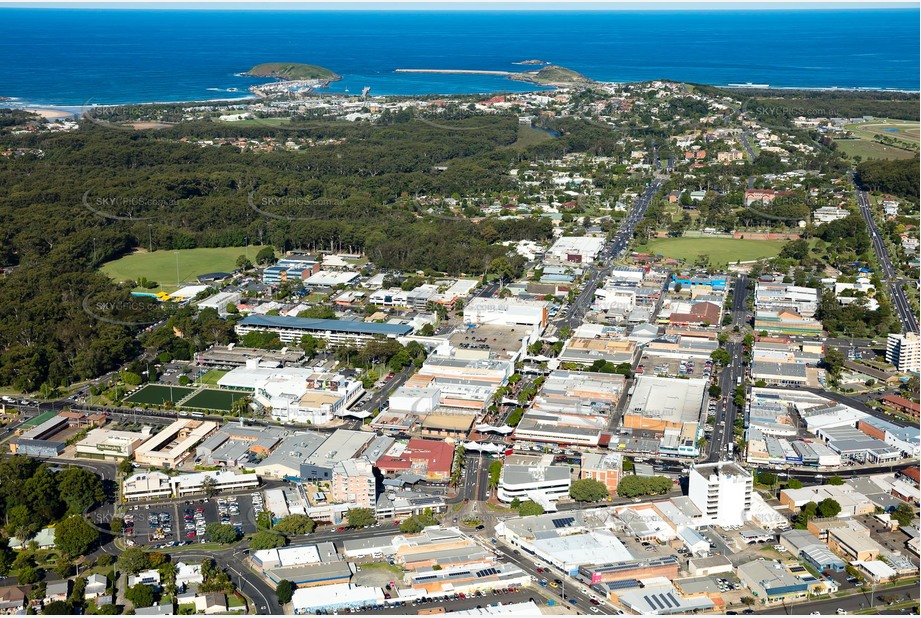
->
[827,527,883,562]
[688,462,752,527]
[195,422,288,467]
[881,395,920,419]
[579,453,623,495]
[299,430,376,482]
[736,560,815,605]
[11,411,105,457]
[557,330,640,367]
[513,409,608,447]
[196,291,242,317]
[754,310,823,336]
[76,427,152,460]
[133,419,218,469]
[251,432,328,480]
[262,257,320,286]
[196,345,305,368]
[750,361,808,387]
[235,314,412,346]
[374,438,455,483]
[755,282,819,317]
[290,584,385,614]
[545,236,606,264]
[122,469,258,501]
[497,457,572,505]
[779,485,875,517]
[219,365,364,425]
[887,332,921,373]
[462,298,548,336]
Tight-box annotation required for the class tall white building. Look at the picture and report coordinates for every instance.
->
[688,462,752,527]
[886,332,921,373]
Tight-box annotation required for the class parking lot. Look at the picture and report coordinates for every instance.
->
[638,354,714,380]
[122,491,263,546]
[347,588,551,615]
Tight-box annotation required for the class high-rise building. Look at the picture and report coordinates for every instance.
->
[886,332,921,373]
[330,458,376,508]
[688,462,752,526]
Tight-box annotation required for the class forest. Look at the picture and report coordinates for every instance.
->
[855,156,920,200]
[0,113,573,391]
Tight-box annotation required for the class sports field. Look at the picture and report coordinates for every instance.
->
[100,246,272,293]
[21,410,58,428]
[639,237,786,265]
[124,384,195,406]
[835,138,917,161]
[835,118,920,161]
[182,389,247,412]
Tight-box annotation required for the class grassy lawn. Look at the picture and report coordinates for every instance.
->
[200,369,228,385]
[511,125,555,150]
[360,562,404,576]
[100,246,271,293]
[835,138,917,161]
[638,237,786,266]
[182,388,246,412]
[123,384,196,406]
[845,119,920,143]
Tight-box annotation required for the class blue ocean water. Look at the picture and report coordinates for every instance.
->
[0,8,917,107]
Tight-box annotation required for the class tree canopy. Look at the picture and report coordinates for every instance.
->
[616,475,673,498]
[569,478,610,503]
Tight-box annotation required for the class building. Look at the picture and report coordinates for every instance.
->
[497,460,571,505]
[11,411,105,457]
[736,560,813,605]
[754,309,823,337]
[622,376,706,456]
[750,361,808,387]
[122,469,258,502]
[545,236,606,264]
[195,422,288,467]
[880,395,920,419]
[0,585,31,614]
[813,206,850,224]
[197,291,242,317]
[219,365,364,425]
[290,584,385,614]
[579,453,623,494]
[252,432,328,480]
[235,314,412,346]
[755,283,819,318]
[76,427,152,460]
[887,332,920,373]
[462,297,549,331]
[374,439,455,483]
[262,256,320,286]
[330,458,376,508]
[133,419,218,469]
[300,430,376,482]
[688,462,752,526]
[827,527,883,562]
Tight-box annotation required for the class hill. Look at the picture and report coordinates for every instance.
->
[245,62,341,81]
[511,65,592,86]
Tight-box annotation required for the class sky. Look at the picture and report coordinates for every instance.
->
[0,0,916,8]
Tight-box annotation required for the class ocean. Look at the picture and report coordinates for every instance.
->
[0,8,917,107]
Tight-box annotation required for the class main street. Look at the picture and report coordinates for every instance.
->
[856,189,918,333]
[753,582,919,616]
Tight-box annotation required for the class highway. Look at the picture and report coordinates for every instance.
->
[855,189,918,333]
[740,131,756,161]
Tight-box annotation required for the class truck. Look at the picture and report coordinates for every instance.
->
[418,608,446,615]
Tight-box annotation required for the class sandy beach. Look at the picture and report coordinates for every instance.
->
[23,108,75,119]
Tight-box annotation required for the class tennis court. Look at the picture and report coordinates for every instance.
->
[124,384,196,406]
[182,389,247,412]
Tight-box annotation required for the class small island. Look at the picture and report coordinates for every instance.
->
[513,59,549,65]
[512,65,593,86]
[244,62,341,82]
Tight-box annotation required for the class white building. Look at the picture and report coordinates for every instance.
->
[688,461,752,526]
[463,297,548,332]
[887,332,921,373]
[75,427,152,460]
[546,236,606,264]
[123,469,258,502]
[497,462,571,506]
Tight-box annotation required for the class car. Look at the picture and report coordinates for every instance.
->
[590,608,601,614]
[811,613,821,616]
[837,610,848,615]
[590,599,600,606]
[549,582,559,589]
[536,567,543,573]
[568,599,577,605]
[743,611,754,615]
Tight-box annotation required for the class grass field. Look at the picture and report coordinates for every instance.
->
[182,389,246,412]
[124,384,195,406]
[21,410,58,428]
[100,246,272,293]
[835,138,917,161]
[845,119,920,144]
[638,237,786,265]
[199,370,228,386]
[511,125,555,150]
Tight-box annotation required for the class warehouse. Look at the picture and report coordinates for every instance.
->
[133,419,218,469]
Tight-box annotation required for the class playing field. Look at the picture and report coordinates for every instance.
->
[834,138,917,161]
[845,119,920,144]
[639,237,786,265]
[100,246,272,293]
[124,384,195,406]
[182,389,247,412]
[21,410,58,428]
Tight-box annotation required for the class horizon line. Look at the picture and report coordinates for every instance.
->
[0,1,917,9]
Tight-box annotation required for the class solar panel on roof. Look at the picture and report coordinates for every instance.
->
[552,517,575,528]
[665,593,679,608]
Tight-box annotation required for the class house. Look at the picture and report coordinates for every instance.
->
[84,574,108,600]
[175,562,204,588]
[196,593,227,615]
[0,585,31,614]
[128,569,162,589]
[8,527,56,550]
[134,603,175,616]
[44,581,70,604]
[744,188,794,206]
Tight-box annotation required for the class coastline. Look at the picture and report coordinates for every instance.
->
[1,81,917,111]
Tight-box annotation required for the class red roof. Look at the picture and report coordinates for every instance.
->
[901,466,920,484]
[882,394,920,414]
[375,438,455,476]
[669,301,721,326]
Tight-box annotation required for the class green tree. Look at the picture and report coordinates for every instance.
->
[488,460,502,490]
[117,547,150,575]
[708,385,722,399]
[200,476,218,499]
[17,565,41,585]
[826,475,844,486]
[117,458,134,477]
[892,502,914,527]
[710,348,732,366]
[255,247,276,265]
[57,467,105,515]
[518,501,545,516]
[757,471,778,487]
[256,511,274,531]
[617,475,673,498]
[204,523,240,545]
[786,478,803,490]
[55,515,99,558]
[249,531,286,551]
[273,515,316,536]
[43,601,70,615]
[345,508,376,528]
[96,605,118,615]
[275,579,294,605]
[817,498,841,519]
[569,479,609,503]
[126,584,155,609]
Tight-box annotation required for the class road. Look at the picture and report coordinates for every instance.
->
[753,582,919,616]
[707,274,749,462]
[740,131,756,160]
[855,190,918,333]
